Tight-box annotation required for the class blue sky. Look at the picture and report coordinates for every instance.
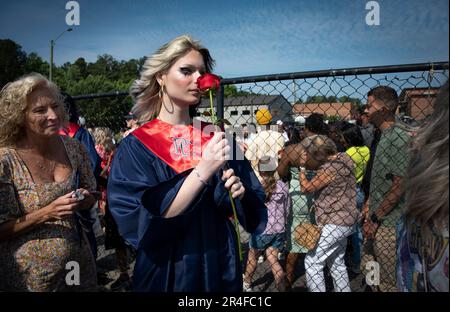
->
[1,0,448,77]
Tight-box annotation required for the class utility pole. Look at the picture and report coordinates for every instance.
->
[49,28,73,81]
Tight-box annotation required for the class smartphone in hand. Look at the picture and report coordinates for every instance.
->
[73,189,85,201]
[73,190,102,201]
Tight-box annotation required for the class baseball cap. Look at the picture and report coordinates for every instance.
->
[258,155,277,172]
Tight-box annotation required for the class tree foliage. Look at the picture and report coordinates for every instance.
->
[0,39,27,87]
[0,40,146,132]
[302,94,362,106]
[224,85,253,97]
[305,95,338,103]
[1,39,293,132]
[339,95,362,106]
[324,115,342,123]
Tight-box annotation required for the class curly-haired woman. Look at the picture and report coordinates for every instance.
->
[0,73,98,291]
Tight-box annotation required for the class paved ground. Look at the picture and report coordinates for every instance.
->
[94,225,367,292]
[95,235,135,292]
[238,226,366,292]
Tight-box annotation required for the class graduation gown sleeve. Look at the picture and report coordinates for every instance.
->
[213,157,268,235]
[107,135,210,250]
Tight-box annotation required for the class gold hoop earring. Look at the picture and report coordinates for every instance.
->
[158,84,165,101]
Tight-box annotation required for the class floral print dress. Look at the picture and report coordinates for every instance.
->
[0,136,97,291]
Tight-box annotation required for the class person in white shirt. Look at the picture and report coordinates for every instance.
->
[276,120,290,143]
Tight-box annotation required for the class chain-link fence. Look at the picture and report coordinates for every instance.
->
[74,62,448,292]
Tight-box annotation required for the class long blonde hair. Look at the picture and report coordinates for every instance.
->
[0,73,66,147]
[258,156,278,202]
[93,127,115,153]
[405,81,449,238]
[130,35,215,123]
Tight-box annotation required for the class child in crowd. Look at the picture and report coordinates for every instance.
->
[93,127,115,214]
[243,156,290,291]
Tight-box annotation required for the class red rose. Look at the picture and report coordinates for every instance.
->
[197,73,221,91]
[197,72,242,262]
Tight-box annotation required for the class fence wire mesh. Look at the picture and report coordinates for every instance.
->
[73,62,448,292]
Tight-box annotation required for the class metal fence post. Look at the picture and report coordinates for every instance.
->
[217,82,224,121]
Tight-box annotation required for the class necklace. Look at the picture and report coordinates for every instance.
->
[35,156,56,173]
[16,148,57,175]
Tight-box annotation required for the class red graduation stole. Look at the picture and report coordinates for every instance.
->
[132,119,217,174]
[58,122,81,138]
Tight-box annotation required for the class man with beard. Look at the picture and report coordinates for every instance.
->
[360,86,411,292]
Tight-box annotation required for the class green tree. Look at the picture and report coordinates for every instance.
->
[24,52,49,76]
[339,95,362,113]
[87,54,120,78]
[224,85,239,97]
[73,57,88,79]
[306,95,340,103]
[0,39,27,87]
[339,95,362,105]
[69,64,83,81]
[324,115,342,123]
[339,95,351,103]
[306,95,327,103]
[62,75,132,132]
[224,85,256,97]
[326,95,337,103]
[118,58,143,81]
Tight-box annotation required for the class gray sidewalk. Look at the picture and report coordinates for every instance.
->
[94,225,365,292]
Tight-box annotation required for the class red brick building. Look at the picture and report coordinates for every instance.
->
[398,87,440,120]
[292,102,353,120]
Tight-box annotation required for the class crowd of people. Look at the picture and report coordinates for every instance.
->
[240,83,448,293]
[0,34,448,292]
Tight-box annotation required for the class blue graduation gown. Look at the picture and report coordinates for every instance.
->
[71,126,102,259]
[73,127,102,180]
[107,134,267,292]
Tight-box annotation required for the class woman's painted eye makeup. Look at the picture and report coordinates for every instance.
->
[179,66,206,76]
[180,67,193,75]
